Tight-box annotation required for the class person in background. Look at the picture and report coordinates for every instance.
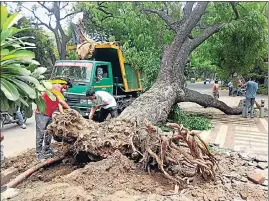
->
[212,80,220,99]
[16,107,26,129]
[244,78,258,118]
[86,89,118,122]
[0,132,4,167]
[236,78,242,96]
[228,80,233,96]
[35,90,70,162]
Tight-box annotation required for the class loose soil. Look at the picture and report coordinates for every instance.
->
[2,148,267,201]
[1,111,267,201]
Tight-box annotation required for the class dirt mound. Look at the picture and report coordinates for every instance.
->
[7,150,267,201]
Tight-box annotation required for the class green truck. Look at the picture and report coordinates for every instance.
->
[49,44,143,117]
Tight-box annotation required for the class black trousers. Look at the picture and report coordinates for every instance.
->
[97,107,118,122]
[229,87,233,96]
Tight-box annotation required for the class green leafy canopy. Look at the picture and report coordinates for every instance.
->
[0,5,55,116]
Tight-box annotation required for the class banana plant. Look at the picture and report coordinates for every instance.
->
[0,5,55,117]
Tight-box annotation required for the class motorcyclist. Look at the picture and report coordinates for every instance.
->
[16,107,26,129]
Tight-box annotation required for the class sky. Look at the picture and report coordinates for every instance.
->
[6,2,72,31]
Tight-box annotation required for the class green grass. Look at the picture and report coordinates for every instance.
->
[167,105,212,131]
[257,85,268,95]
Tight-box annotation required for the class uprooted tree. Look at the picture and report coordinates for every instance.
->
[118,2,242,125]
[47,110,218,188]
[45,2,246,187]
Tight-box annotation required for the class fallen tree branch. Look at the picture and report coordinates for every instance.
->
[181,88,242,115]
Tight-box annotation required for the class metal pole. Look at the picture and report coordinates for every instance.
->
[260,99,265,118]
[242,99,247,118]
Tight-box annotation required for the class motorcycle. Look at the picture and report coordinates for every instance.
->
[232,88,246,97]
[0,109,27,129]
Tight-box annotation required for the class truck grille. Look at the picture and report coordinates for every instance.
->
[64,93,86,105]
[66,97,79,104]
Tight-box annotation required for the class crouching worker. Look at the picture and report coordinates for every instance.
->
[86,89,118,122]
[35,91,70,162]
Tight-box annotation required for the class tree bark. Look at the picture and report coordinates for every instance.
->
[119,82,184,125]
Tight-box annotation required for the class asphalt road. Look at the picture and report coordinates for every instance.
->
[2,114,36,157]
[186,81,214,95]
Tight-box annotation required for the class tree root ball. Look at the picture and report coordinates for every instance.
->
[47,110,218,187]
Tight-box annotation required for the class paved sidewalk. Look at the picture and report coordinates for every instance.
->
[199,115,268,156]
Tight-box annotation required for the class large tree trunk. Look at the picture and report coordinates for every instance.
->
[119,82,183,125]
[120,2,241,125]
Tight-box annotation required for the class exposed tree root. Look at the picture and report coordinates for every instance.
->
[47,110,218,187]
[4,155,65,189]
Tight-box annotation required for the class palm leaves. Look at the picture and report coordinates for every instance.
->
[0,5,54,116]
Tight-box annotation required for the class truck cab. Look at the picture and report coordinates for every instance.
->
[50,44,142,117]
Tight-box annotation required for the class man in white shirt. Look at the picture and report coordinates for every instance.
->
[70,12,84,45]
[86,89,118,122]
[227,80,233,96]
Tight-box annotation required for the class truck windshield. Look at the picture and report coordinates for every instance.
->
[51,62,93,83]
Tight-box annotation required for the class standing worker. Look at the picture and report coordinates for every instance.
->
[86,89,118,122]
[228,80,233,96]
[244,78,258,118]
[35,90,70,162]
[236,78,242,96]
[212,80,220,99]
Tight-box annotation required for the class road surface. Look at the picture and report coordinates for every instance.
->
[2,115,36,157]
[1,82,268,158]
